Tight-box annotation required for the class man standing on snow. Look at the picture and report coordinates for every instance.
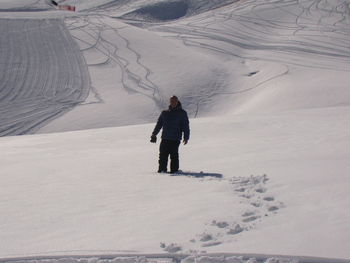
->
[151,96,190,174]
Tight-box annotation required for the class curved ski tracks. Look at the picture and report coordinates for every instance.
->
[66,15,166,110]
[0,18,91,136]
[153,0,350,70]
[2,0,349,134]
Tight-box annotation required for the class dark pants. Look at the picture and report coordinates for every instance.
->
[158,139,181,173]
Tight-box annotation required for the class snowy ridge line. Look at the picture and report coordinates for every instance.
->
[0,253,350,263]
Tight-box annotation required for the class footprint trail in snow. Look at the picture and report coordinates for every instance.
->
[161,174,284,252]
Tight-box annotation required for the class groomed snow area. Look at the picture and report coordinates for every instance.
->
[1,0,350,262]
[0,18,90,136]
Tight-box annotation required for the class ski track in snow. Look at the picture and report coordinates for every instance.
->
[63,14,169,115]
[147,0,350,73]
[1,0,350,133]
[0,18,90,136]
[149,0,350,70]
[110,0,350,116]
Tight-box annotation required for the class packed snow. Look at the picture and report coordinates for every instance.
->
[0,0,350,262]
[0,18,90,136]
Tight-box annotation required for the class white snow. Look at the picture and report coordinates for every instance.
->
[1,108,350,260]
[0,255,304,263]
[0,0,350,262]
[0,18,90,136]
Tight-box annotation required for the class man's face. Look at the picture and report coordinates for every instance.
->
[170,97,178,108]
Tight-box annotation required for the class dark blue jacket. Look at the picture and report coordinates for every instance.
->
[152,104,190,141]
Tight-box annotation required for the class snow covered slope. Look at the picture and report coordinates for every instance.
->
[1,0,350,262]
[0,0,50,11]
[0,18,90,136]
[1,0,349,134]
[39,0,350,133]
[1,106,350,260]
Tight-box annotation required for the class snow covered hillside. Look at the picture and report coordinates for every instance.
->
[1,106,350,261]
[1,0,350,262]
[1,0,349,134]
[0,18,90,136]
[39,0,350,133]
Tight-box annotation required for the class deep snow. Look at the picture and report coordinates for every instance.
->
[0,0,350,262]
[1,107,350,260]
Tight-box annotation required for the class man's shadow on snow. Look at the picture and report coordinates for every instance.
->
[171,171,223,179]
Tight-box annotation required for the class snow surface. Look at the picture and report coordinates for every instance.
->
[2,254,350,263]
[1,0,350,134]
[1,108,350,260]
[0,18,90,136]
[0,0,350,262]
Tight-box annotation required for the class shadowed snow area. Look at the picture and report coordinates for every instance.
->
[122,1,189,21]
[0,18,90,136]
[119,0,239,21]
[83,0,239,17]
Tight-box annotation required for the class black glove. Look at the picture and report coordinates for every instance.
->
[150,135,157,143]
